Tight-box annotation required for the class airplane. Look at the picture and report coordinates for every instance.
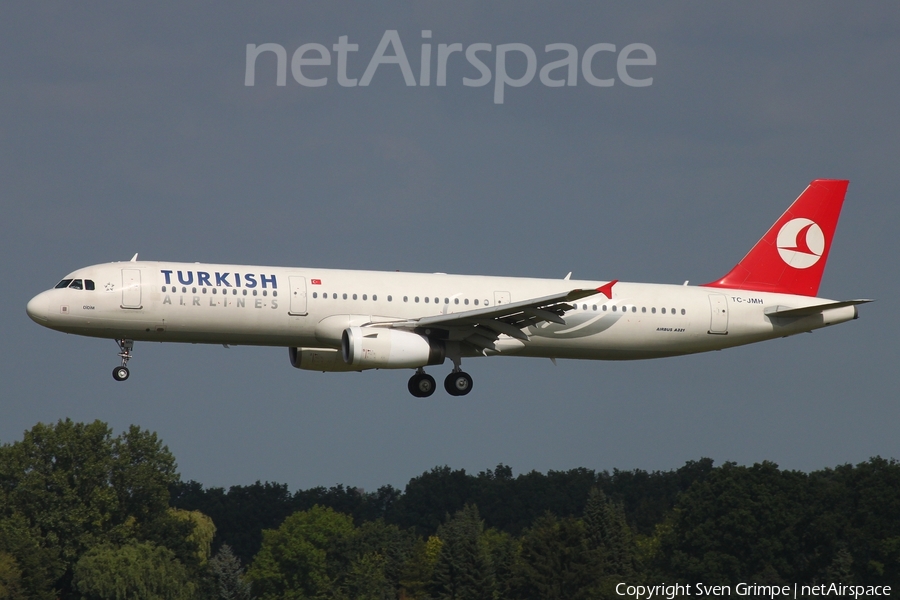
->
[26,179,870,397]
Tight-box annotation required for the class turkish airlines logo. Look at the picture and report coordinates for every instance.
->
[776,218,825,269]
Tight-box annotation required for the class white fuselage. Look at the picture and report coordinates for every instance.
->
[26,260,858,363]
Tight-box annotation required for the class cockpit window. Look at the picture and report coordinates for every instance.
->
[69,279,84,290]
[55,279,73,289]
[84,280,95,290]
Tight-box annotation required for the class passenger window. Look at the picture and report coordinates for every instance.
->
[403,296,408,302]
[661,308,666,314]
[162,286,167,292]
[424,297,429,303]
[434,297,439,304]
[332,293,337,299]
[671,308,675,314]
[273,291,277,297]
[233,289,237,295]
[445,298,449,304]
[373,295,377,301]
[55,279,73,289]
[202,288,207,294]
[362,294,367,301]
[69,279,83,290]
[352,294,357,300]
[242,289,247,296]
[212,288,217,295]
[342,293,347,300]
[464,299,469,305]
[632,306,636,313]
[454,298,459,304]
[253,290,258,297]
[263,291,267,297]
[85,280,95,290]
[313,292,317,298]
[592,305,597,311]
[474,299,479,306]
[192,287,197,294]
[681,308,686,315]
[603,305,607,311]
[642,307,646,313]
[651,307,656,314]
[184,287,188,293]
[415,297,419,303]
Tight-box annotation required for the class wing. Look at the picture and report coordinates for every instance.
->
[378,282,616,353]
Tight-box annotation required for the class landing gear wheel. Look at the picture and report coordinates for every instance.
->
[113,366,130,381]
[444,371,473,396]
[408,373,436,398]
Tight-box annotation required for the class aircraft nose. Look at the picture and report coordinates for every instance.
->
[26,292,50,323]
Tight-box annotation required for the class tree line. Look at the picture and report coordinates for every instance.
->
[1,419,897,599]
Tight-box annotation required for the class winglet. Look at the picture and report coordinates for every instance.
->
[596,279,618,299]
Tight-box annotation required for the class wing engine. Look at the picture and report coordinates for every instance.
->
[341,327,445,369]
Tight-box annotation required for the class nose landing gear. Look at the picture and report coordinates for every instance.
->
[112,339,134,381]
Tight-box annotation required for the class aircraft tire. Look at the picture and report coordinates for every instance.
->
[113,366,130,381]
[444,372,473,396]
[408,373,436,397]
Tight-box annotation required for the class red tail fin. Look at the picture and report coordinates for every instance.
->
[703,179,848,297]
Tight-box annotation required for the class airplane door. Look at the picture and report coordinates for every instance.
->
[708,294,728,334]
[289,276,308,316]
[121,269,142,309]
[494,291,510,306]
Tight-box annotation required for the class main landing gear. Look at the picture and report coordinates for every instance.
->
[407,367,473,397]
[408,369,436,397]
[112,339,134,381]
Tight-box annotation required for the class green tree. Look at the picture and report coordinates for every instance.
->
[399,535,442,599]
[0,420,200,597]
[342,519,416,599]
[343,551,392,600]
[582,487,636,598]
[510,513,594,600]
[72,541,195,600]
[655,461,809,584]
[481,527,518,600]
[169,509,216,566]
[208,544,250,600]
[0,551,23,600]
[0,514,61,600]
[246,505,356,599]
[429,504,494,600]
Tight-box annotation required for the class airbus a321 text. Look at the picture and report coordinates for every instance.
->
[27,180,870,397]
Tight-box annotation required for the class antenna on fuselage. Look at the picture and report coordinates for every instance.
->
[130,253,138,262]
[564,272,572,280]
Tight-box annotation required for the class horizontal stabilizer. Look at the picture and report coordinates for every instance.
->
[764,299,873,318]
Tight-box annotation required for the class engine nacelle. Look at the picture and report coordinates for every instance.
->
[341,327,445,369]
[289,347,362,372]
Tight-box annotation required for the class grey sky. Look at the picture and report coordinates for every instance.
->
[2,2,897,491]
